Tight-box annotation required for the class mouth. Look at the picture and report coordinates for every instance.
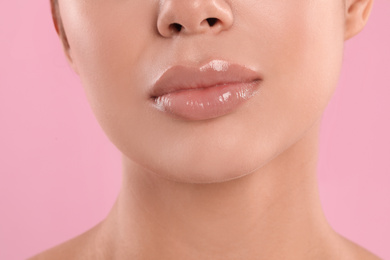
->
[149,60,263,121]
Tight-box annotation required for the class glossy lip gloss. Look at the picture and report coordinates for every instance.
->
[149,60,263,121]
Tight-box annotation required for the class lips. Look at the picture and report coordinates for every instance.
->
[149,60,262,120]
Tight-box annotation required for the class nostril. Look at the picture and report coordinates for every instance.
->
[165,18,221,35]
[206,18,218,27]
[169,23,182,32]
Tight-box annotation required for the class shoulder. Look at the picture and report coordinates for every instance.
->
[28,234,89,260]
[338,235,382,260]
[28,222,110,260]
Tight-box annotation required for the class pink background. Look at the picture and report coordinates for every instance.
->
[1,1,389,259]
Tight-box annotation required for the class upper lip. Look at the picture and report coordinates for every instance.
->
[149,60,263,98]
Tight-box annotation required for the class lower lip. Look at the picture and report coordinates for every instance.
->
[151,81,261,120]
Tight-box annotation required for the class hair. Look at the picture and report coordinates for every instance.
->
[50,0,69,50]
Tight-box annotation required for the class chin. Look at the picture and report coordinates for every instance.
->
[138,149,266,184]
[155,166,254,184]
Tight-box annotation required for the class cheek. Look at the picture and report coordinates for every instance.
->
[249,0,345,125]
[59,0,155,115]
[261,1,345,152]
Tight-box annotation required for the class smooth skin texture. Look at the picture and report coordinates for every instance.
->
[31,0,379,259]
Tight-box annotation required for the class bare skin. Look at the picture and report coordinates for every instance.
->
[30,0,381,259]
[30,120,380,259]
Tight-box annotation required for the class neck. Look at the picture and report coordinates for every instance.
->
[101,119,338,259]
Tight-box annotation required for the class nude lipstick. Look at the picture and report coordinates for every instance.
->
[149,60,262,121]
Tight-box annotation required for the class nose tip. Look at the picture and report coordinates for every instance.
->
[157,0,234,37]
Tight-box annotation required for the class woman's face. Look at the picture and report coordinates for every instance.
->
[58,0,345,183]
